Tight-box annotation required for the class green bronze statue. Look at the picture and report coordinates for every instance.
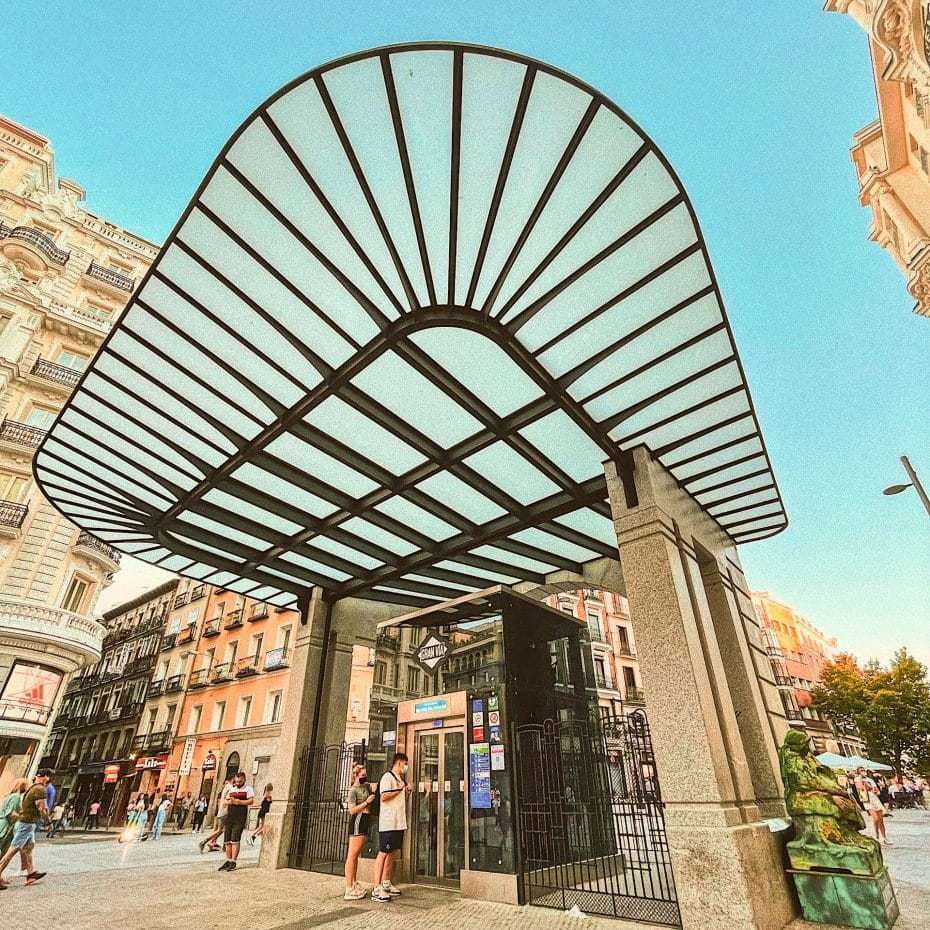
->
[779,729,883,875]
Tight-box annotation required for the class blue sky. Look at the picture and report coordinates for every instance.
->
[3,1,927,664]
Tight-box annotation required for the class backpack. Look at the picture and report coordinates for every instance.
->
[367,771,399,818]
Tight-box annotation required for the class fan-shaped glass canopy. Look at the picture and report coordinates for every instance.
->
[34,43,787,609]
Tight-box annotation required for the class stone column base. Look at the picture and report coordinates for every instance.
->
[670,820,796,930]
[258,807,291,870]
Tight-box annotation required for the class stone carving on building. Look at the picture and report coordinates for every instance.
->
[779,729,883,875]
[0,255,42,305]
[906,247,930,311]
[873,0,930,87]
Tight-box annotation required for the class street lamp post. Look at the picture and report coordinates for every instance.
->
[883,455,930,517]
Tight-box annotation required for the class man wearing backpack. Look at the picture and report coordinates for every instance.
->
[371,752,410,903]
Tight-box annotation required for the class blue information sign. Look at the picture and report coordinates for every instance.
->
[469,742,492,809]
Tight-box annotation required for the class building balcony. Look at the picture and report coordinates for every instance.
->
[188,668,210,689]
[594,673,614,690]
[176,624,197,645]
[174,591,190,608]
[0,698,51,726]
[210,662,233,683]
[29,357,82,388]
[235,655,260,678]
[74,531,122,567]
[0,418,47,448]
[160,632,177,650]
[587,629,609,645]
[148,678,165,697]
[164,673,184,694]
[617,646,636,658]
[146,730,172,752]
[202,617,221,637]
[264,647,289,671]
[118,701,144,720]
[0,499,28,538]
[224,608,244,629]
[190,584,208,601]
[84,260,135,292]
[0,595,106,666]
[376,631,399,651]
[248,603,269,622]
[0,222,70,265]
[625,687,646,704]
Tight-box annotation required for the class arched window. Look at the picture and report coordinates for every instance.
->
[223,750,240,783]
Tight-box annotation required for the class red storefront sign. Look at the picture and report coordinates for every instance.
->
[103,764,121,784]
[201,751,218,772]
[134,753,169,771]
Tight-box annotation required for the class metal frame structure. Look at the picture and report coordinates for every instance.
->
[34,43,787,609]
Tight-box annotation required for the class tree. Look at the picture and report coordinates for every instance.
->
[812,649,930,774]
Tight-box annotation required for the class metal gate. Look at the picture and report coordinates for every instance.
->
[288,741,365,873]
[513,710,680,926]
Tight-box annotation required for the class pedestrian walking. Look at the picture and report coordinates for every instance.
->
[46,802,65,838]
[63,804,75,833]
[0,768,53,889]
[176,792,193,830]
[198,780,231,853]
[136,798,151,841]
[218,772,253,872]
[856,770,892,846]
[191,795,207,832]
[343,765,374,900]
[0,778,29,860]
[249,784,272,847]
[371,752,410,903]
[86,800,101,830]
[152,795,172,839]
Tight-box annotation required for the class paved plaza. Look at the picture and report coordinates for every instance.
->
[5,810,927,930]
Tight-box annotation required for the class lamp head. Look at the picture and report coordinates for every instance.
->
[883,483,912,496]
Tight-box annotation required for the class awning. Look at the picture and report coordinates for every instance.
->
[34,43,787,609]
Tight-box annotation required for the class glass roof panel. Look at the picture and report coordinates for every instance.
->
[517,410,605,483]
[463,441,561,504]
[351,350,483,447]
[201,487,304,535]
[338,516,420,557]
[694,473,772,506]
[551,507,616,547]
[302,537,383,571]
[262,432,379,498]
[374,495,458,541]
[668,437,763,480]
[303,396,427,475]
[510,528,600,562]
[415,470,506,524]
[435,559,522,584]
[407,328,542,417]
[231,462,339,519]
[471,545,559,575]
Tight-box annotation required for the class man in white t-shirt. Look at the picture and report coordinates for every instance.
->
[219,772,254,872]
[371,752,409,903]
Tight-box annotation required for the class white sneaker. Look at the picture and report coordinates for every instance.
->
[371,886,392,902]
[344,885,366,900]
[383,882,402,896]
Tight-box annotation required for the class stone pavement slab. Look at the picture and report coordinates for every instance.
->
[7,810,929,930]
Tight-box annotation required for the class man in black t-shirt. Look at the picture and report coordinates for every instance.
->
[219,772,253,872]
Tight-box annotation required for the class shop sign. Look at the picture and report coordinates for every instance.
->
[135,753,168,771]
[179,737,197,776]
[413,698,447,715]
[103,764,121,784]
[414,633,450,674]
[201,751,218,771]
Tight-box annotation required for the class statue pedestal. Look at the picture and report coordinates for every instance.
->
[787,868,899,930]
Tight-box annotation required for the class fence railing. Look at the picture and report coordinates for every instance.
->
[0,418,47,447]
[0,500,28,529]
[30,357,82,386]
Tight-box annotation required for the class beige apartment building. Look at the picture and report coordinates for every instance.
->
[0,115,157,791]
[827,0,930,317]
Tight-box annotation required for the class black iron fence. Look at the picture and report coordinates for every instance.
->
[513,710,679,926]
[289,741,366,873]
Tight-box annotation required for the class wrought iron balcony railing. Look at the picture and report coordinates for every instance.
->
[202,617,221,637]
[174,591,190,608]
[248,603,269,621]
[176,624,196,645]
[0,418,47,447]
[160,632,177,650]
[235,655,260,678]
[164,673,184,693]
[85,260,134,291]
[188,668,210,688]
[594,672,614,689]
[148,678,165,697]
[224,608,244,629]
[30,357,82,387]
[264,647,289,671]
[75,531,122,564]
[0,222,70,265]
[625,687,646,704]
[190,584,208,600]
[211,662,234,683]
[0,500,28,529]
[617,646,637,658]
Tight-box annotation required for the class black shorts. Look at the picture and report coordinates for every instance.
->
[378,829,404,853]
[224,820,246,844]
[348,812,371,837]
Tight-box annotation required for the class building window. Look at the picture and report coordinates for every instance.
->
[61,574,91,613]
[211,701,226,731]
[407,667,420,694]
[24,404,57,429]
[0,471,29,502]
[265,690,283,724]
[375,662,386,685]
[164,703,177,731]
[57,350,88,371]
[145,708,157,734]
[190,704,203,734]
[250,632,263,659]
[278,625,292,652]
[237,696,252,728]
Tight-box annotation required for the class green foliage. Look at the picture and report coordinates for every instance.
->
[812,649,930,774]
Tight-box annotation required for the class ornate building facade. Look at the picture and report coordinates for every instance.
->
[827,0,930,317]
[751,591,863,756]
[0,115,157,792]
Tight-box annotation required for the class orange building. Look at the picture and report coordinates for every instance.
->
[157,585,298,818]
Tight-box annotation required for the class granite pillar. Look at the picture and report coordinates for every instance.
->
[605,447,795,930]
